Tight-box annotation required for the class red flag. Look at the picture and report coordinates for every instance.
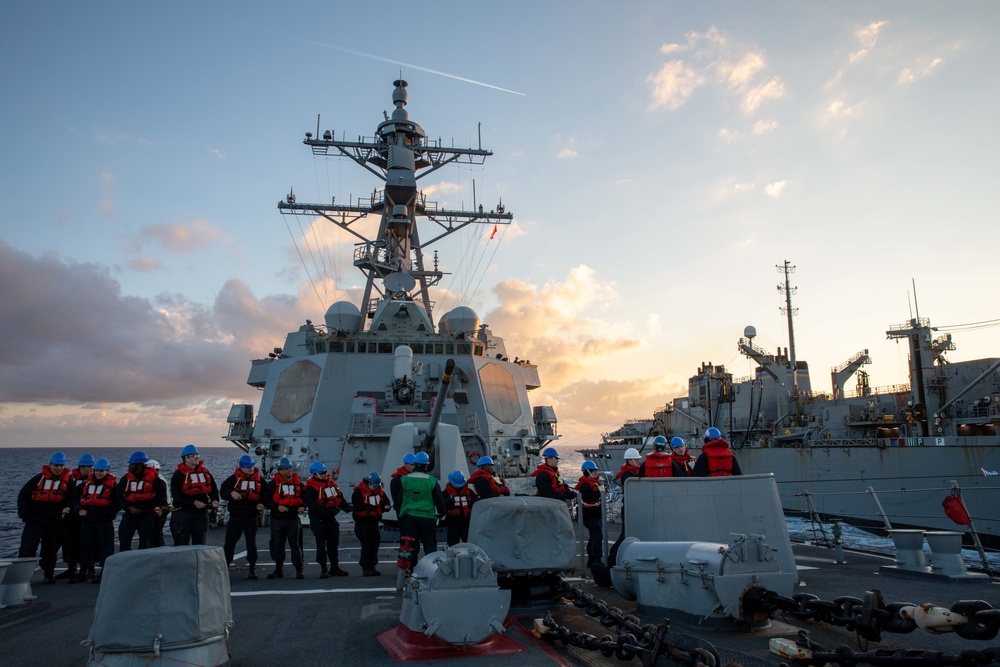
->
[489,224,498,240]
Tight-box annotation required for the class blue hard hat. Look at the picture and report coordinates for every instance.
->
[541,447,559,458]
[77,453,96,467]
[402,453,416,465]
[477,456,495,466]
[128,451,148,465]
[49,452,67,465]
[238,454,255,468]
[277,457,294,469]
[653,436,668,450]
[670,437,685,449]
[448,470,466,487]
[581,460,598,471]
[93,458,111,471]
[704,427,722,441]
[365,471,382,486]
[310,461,327,475]
[413,451,430,465]
[181,444,199,457]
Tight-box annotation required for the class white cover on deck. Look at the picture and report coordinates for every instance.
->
[468,496,577,573]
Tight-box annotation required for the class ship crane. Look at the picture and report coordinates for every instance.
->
[830,349,871,399]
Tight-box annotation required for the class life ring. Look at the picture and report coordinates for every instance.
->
[467,450,483,465]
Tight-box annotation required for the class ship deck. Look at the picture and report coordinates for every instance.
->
[1,523,997,667]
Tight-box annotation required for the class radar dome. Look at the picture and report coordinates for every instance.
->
[325,301,362,332]
[744,325,757,340]
[439,306,480,335]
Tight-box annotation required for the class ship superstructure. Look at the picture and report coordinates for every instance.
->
[225,81,557,489]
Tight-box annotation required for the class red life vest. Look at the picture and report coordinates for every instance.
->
[233,467,261,502]
[644,451,675,478]
[32,465,71,503]
[353,483,388,518]
[614,463,639,482]
[177,461,214,496]
[390,466,409,479]
[80,473,117,507]
[305,475,345,509]
[702,439,735,476]
[272,473,304,507]
[574,475,605,508]
[122,467,159,503]
[445,484,474,518]
[670,452,694,476]
[531,463,570,494]
[468,469,510,497]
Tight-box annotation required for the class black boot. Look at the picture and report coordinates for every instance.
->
[55,565,77,580]
[266,564,284,579]
[295,567,304,580]
[330,564,348,576]
[248,565,258,580]
[319,564,329,579]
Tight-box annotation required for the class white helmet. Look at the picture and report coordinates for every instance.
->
[147,459,161,471]
[624,448,641,460]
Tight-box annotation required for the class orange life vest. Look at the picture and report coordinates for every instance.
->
[177,461,214,496]
[305,476,345,509]
[233,467,261,502]
[32,465,71,503]
[702,439,735,476]
[353,483,388,519]
[272,473,304,507]
[670,452,694,476]
[643,451,675,477]
[531,463,570,494]
[80,473,117,507]
[122,467,159,503]
[574,475,605,508]
[468,468,510,497]
[445,484,474,518]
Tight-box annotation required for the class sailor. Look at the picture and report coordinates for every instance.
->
[394,451,446,569]
[693,427,742,477]
[116,451,168,551]
[443,470,475,546]
[303,461,351,578]
[468,456,511,499]
[639,436,684,477]
[60,453,95,580]
[263,458,305,579]
[170,444,220,546]
[17,452,73,584]
[574,460,605,567]
[669,437,696,476]
[609,447,642,564]
[388,452,416,512]
[352,471,390,577]
[220,454,264,579]
[74,458,117,584]
[147,459,169,547]
[532,447,577,501]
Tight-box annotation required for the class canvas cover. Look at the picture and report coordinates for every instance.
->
[87,545,232,652]
[467,496,576,573]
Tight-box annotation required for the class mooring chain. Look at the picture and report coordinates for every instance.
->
[750,589,1000,642]
[778,630,1000,667]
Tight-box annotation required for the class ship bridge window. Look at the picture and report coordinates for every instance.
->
[410,343,424,353]
[474,344,484,357]
[434,343,444,354]
[330,341,345,353]
[378,342,392,353]
[446,343,454,354]
[357,342,367,353]
[457,342,471,355]
[345,342,355,353]
[315,342,327,353]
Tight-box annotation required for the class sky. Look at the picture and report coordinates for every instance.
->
[2,1,998,450]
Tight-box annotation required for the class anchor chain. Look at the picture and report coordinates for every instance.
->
[748,588,1000,642]
[779,630,1000,667]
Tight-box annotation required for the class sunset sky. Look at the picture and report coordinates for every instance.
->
[2,2,998,450]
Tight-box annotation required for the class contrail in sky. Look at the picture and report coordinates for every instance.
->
[296,38,525,96]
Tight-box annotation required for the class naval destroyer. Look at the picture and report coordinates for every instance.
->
[222,79,557,495]
[583,261,1000,548]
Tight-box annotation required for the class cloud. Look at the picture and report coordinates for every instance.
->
[647,60,706,110]
[850,21,887,63]
[898,56,943,84]
[92,127,152,146]
[128,256,163,272]
[752,119,778,135]
[817,98,863,127]
[764,180,788,198]
[482,265,641,388]
[0,239,306,404]
[422,181,461,197]
[556,147,578,160]
[711,178,755,201]
[98,171,115,217]
[650,27,784,114]
[717,128,741,143]
[139,219,228,253]
[209,148,226,160]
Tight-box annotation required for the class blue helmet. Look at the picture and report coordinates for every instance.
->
[238,454,255,468]
[276,457,294,469]
[541,447,559,458]
[670,437,686,449]
[128,451,148,465]
[581,460,598,472]
[181,444,199,457]
[49,452,67,465]
[93,458,111,471]
[477,456,495,467]
[402,453,416,465]
[414,451,430,465]
[310,461,327,475]
[448,471,466,487]
[365,471,382,486]
[77,453,96,467]
[704,427,722,442]
[653,436,668,450]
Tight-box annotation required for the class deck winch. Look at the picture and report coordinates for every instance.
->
[399,542,510,646]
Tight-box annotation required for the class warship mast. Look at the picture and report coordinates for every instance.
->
[777,260,800,420]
